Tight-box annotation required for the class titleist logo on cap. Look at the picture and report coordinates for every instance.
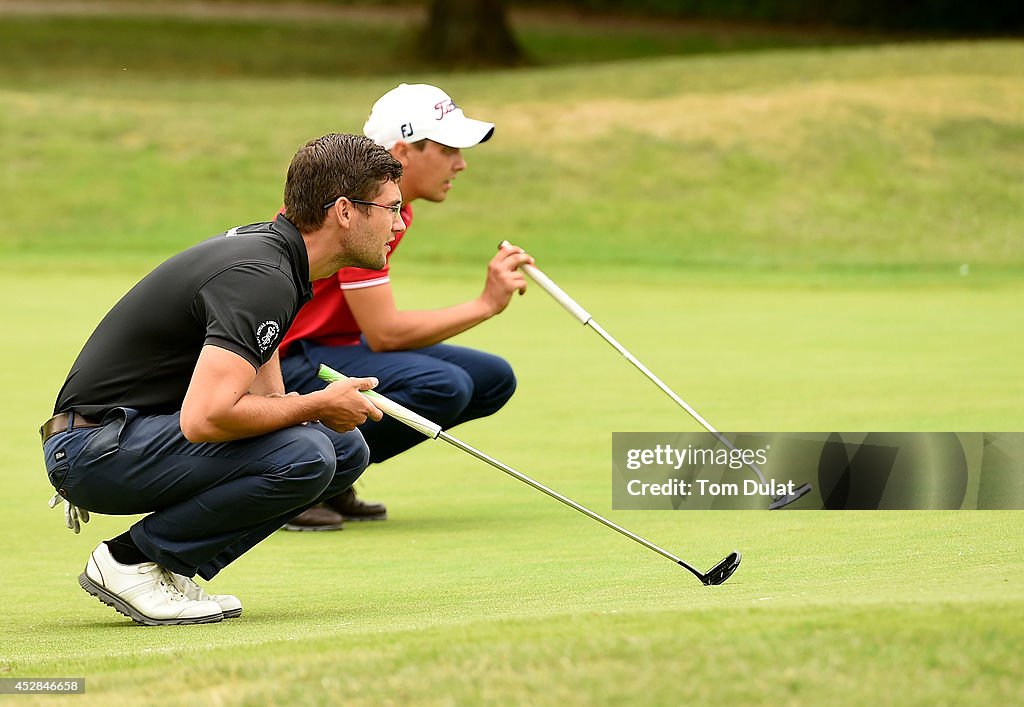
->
[434,100,457,120]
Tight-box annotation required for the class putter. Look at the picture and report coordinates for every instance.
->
[500,241,811,510]
[318,364,740,586]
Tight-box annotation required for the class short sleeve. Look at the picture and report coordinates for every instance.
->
[194,263,297,370]
[337,263,390,290]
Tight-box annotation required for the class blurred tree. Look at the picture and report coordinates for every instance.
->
[418,0,524,66]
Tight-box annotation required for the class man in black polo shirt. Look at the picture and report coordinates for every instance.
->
[40,133,405,626]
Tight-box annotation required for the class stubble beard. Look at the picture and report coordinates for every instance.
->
[349,224,388,271]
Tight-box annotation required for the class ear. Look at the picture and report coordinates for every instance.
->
[391,141,413,168]
[325,198,354,229]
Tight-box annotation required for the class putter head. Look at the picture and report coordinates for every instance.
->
[701,551,741,586]
[768,482,813,510]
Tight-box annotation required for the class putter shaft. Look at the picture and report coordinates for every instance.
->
[317,364,737,585]
[437,431,704,579]
[586,318,769,483]
[504,242,810,508]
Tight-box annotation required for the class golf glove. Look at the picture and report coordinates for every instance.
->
[48,493,90,534]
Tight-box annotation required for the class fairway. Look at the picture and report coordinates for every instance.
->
[1,7,1023,705]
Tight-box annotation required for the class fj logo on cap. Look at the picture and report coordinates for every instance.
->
[401,123,414,138]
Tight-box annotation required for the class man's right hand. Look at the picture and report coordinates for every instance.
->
[481,244,534,316]
[316,377,385,432]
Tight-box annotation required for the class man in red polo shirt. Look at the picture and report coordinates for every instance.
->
[280,84,533,530]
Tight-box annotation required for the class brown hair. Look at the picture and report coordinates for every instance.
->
[284,133,402,232]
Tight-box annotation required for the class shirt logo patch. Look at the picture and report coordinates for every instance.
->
[257,320,281,353]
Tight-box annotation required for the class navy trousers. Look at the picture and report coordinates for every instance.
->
[281,340,516,464]
[41,408,369,580]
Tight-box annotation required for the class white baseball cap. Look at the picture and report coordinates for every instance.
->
[363,83,494,150]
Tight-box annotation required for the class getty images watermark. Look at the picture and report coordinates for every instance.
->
[612,432,1024,510]
[622,443,799,500]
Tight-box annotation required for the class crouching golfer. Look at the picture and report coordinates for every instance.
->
[39,133,403,625]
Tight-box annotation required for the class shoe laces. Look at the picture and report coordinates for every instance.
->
[168,572,210,602]
[153,567,191,603]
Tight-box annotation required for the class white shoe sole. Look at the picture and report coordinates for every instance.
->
[79,573,223,626]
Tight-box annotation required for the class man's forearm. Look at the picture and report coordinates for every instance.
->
[181,389,329,443]
[363,299,494,351]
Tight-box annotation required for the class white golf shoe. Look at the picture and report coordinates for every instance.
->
[169,573,243,619]
[78,543,224,626]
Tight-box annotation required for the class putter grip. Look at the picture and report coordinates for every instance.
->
[317,364,442,439]
[499,241,591,324]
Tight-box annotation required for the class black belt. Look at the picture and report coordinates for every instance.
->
[39,412,102,443]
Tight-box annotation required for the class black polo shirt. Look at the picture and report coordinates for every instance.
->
[55,214,313,418]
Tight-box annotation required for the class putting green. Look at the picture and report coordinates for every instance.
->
[3,266,1020,703]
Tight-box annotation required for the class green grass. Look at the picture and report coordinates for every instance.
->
[3,267,1022,703]
[2,14,1022,273]
[1,9,1022,705]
